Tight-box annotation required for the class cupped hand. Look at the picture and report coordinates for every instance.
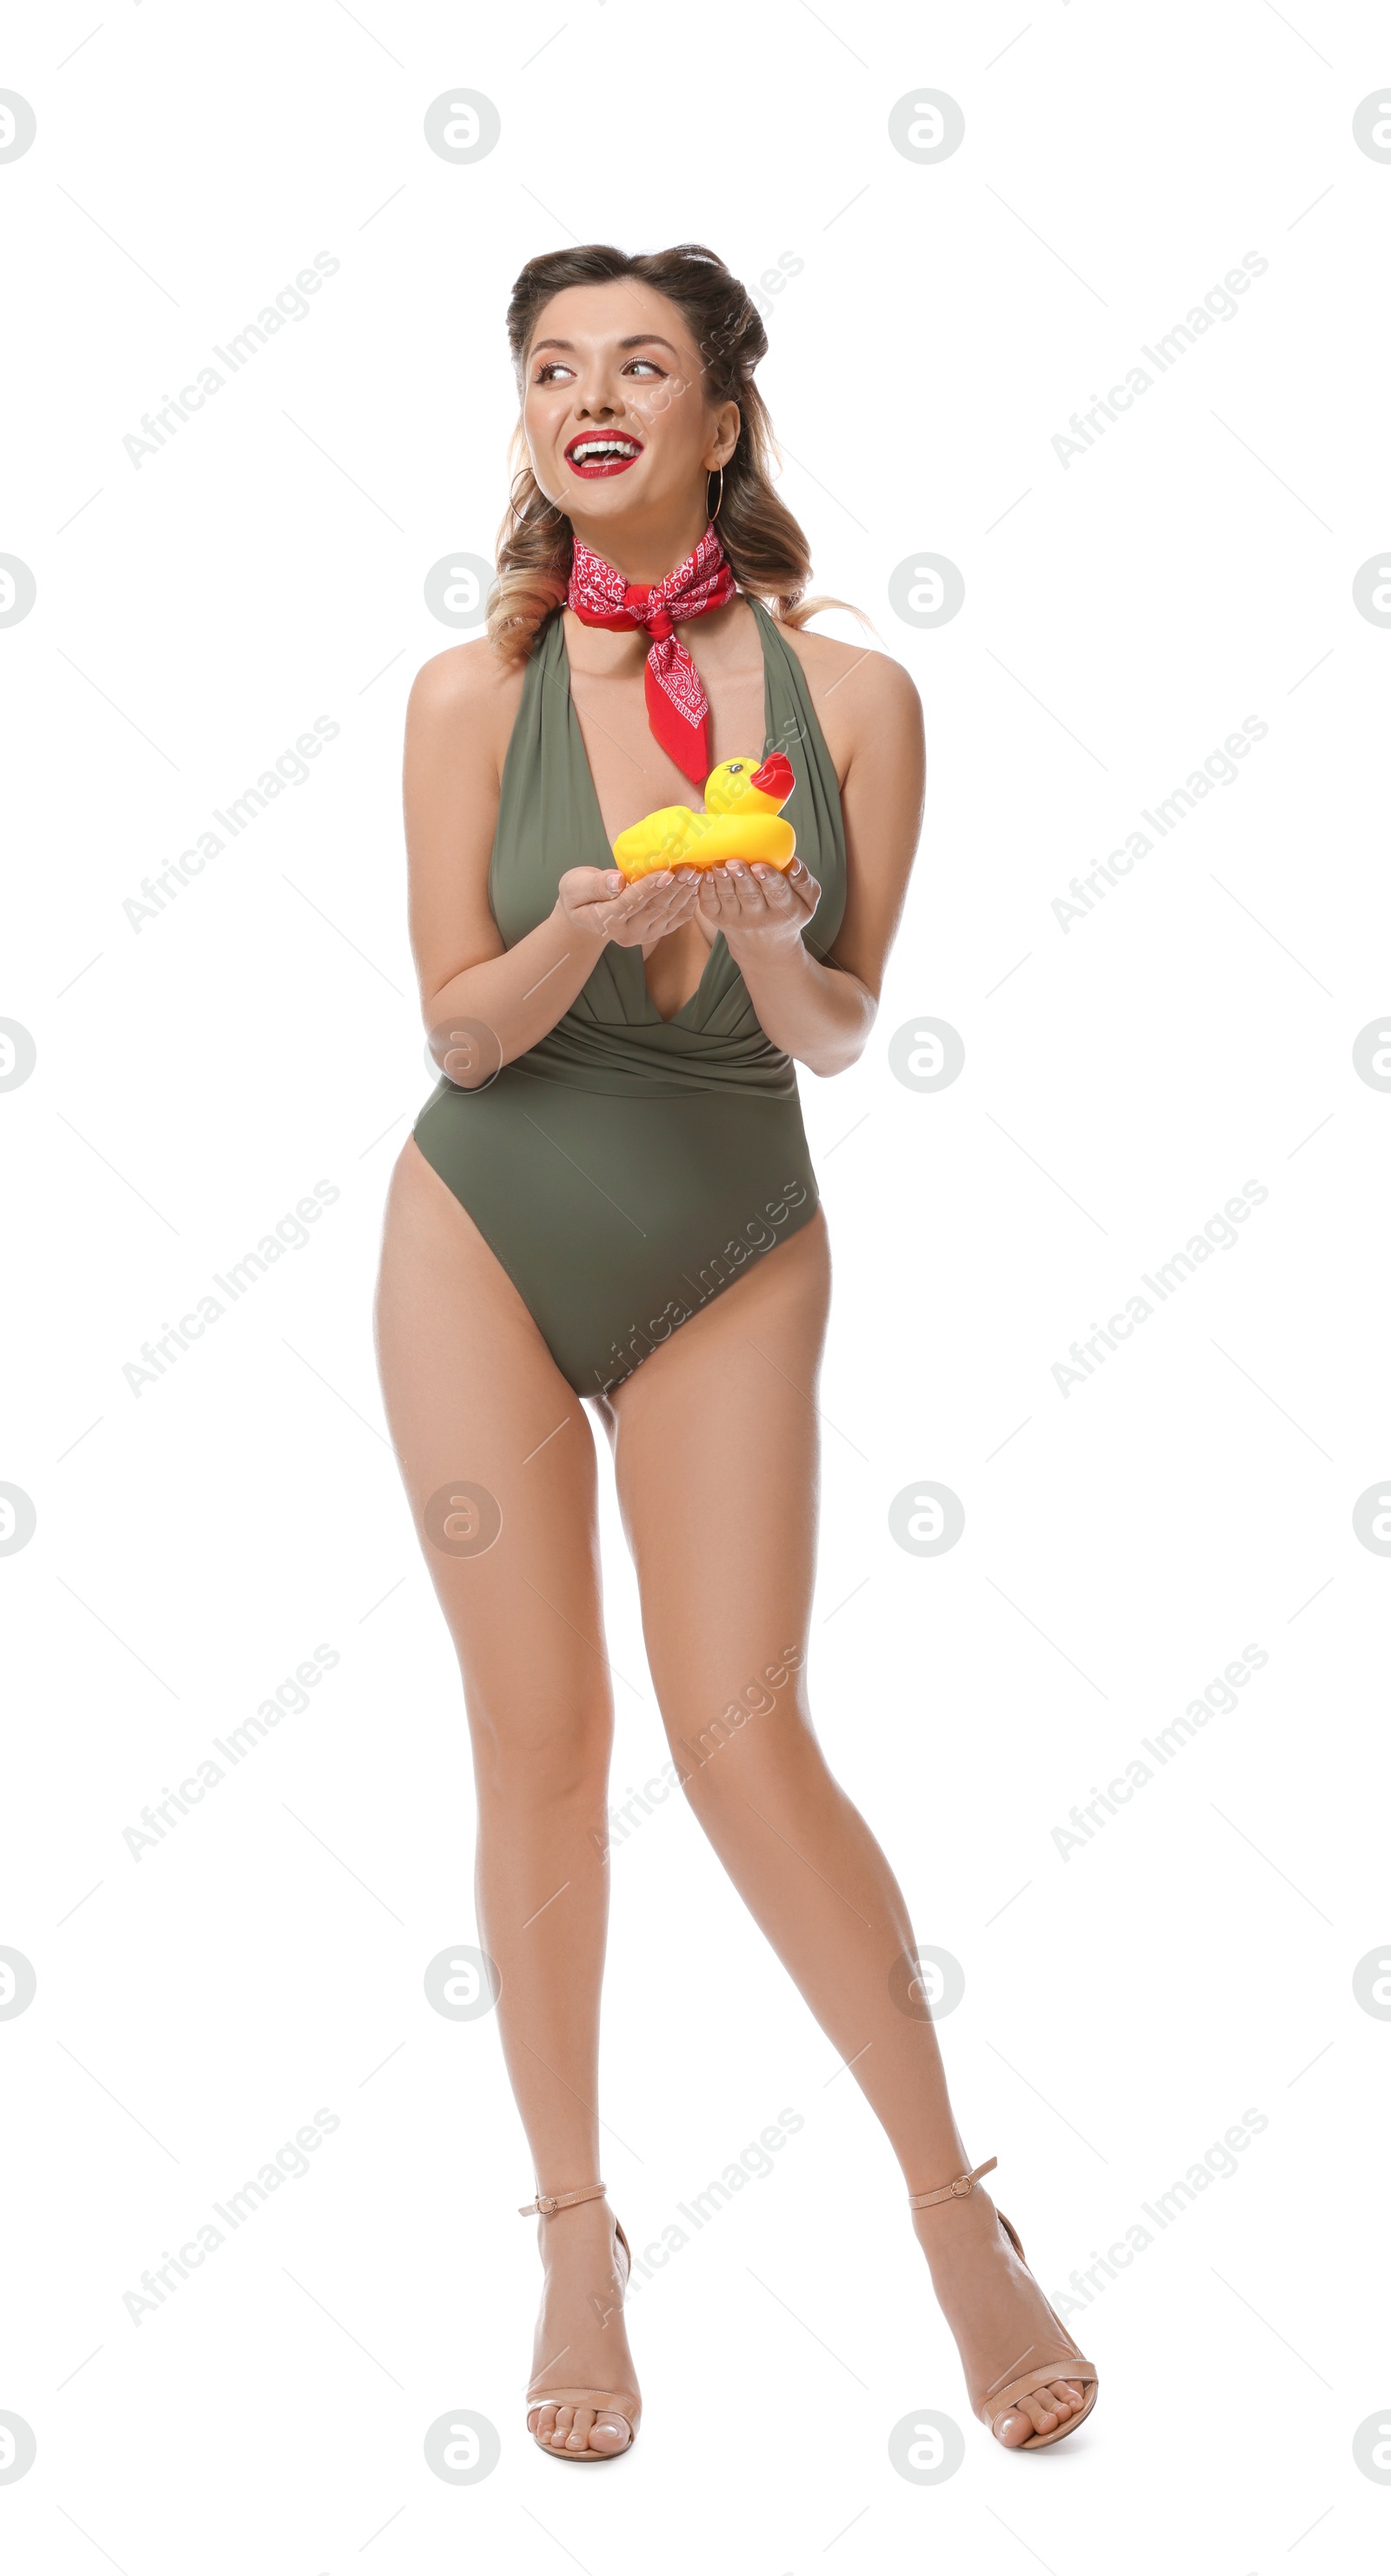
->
[695,856,822,952]
[556,863,704,949]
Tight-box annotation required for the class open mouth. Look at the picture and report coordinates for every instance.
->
[563,434,644,479]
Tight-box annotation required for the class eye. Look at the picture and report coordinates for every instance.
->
[729,762,744,772]
[623,356,663,376]
[535,361,575,384]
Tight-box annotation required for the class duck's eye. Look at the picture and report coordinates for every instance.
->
[729,762,743,773]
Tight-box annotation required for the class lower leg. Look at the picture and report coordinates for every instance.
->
[473,1745,610,2196]
[471,1747,641,2453]
[674,1718,968,2187]
[676,1718,1089,2444]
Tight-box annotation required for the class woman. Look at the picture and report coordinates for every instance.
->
[375,242,1097,2461]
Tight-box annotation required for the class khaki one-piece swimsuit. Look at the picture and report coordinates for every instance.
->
[412,595,848,1399]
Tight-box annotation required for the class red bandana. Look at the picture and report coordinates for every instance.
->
[565,523,737,786]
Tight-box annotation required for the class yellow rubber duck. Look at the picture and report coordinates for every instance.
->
[611,752,796,882]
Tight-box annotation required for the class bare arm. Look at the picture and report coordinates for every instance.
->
[403,642,724,1084]
[692,646,925,1077]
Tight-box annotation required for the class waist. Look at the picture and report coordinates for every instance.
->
[506,1016,802,1101]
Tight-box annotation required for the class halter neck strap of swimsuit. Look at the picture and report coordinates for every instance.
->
[565,523,736,786]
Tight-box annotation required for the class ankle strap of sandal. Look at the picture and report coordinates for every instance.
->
[517,2180,608,2218]
[908,2155,997,2210]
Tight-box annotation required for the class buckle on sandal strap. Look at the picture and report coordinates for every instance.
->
[518,2181,607,2217]
[907,2155,998,2214]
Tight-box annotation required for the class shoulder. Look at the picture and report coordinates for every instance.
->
[406,636,528,773]
[773,616,918,703]
[768,614,922,774]
[408,635,526,722]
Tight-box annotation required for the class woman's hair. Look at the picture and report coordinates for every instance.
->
[488,241,862,662]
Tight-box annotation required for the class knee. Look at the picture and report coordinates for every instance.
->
[662,1649,806,1754]
[663,1694,821,1813]
[470,1698,611,1803]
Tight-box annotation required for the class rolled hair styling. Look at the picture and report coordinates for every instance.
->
[489,241,863,662]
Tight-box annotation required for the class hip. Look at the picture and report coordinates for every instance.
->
[411,1068,822,1395]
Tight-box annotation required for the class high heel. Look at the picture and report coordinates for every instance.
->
[909,2157,1099,2452]
[519,2180,642,2461]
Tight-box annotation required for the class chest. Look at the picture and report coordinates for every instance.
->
[562,615,770,847]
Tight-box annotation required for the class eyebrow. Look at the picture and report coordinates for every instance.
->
[529,333,682,359]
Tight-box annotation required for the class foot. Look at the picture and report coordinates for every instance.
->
[525,2198,640,2458]
[912,2182,1091,2448]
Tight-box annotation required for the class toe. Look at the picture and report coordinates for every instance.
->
[999,2381,1088,2445]
[1021,2390,1062,2436]
[1042,2379,1084,2420]
[589,2413,631,2455]
[529,2403,557,2445]
[549,2405,576,2449]
[565,2407,596,2452]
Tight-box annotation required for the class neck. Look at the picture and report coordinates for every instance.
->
[568,501,715,586]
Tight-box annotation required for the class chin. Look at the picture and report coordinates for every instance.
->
[563,476,649,505]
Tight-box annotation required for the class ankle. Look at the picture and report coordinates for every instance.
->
[911,2185,1000,2267]
[535,2195,617,2269]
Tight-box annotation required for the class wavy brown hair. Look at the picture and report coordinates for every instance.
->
[488,241,862,663]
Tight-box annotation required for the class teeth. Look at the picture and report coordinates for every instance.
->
[572,440,638,461]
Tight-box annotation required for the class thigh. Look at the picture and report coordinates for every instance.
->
[375,1138,612,1756]
[600,1208,831,1739]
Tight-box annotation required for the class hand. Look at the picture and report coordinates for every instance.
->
[694,856,822,955]
[556,863,705,950]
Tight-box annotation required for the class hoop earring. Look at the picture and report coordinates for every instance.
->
[707,463,724,521]
[510,469,562,524]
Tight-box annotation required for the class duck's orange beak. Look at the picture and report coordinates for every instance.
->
[750,753,794,800]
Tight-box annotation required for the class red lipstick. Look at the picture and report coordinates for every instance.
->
[563,433,644,479]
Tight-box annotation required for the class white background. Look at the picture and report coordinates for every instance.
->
[3,1,1389,2567]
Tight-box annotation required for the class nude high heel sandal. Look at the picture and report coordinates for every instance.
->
[909,2157,1099,2452]
[519,2181,642,2461]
